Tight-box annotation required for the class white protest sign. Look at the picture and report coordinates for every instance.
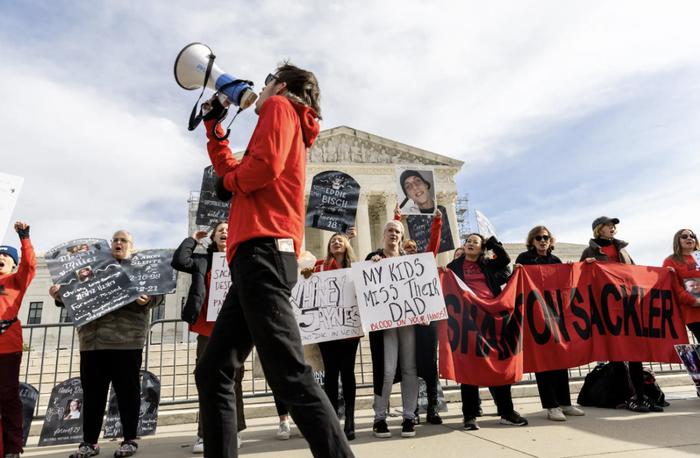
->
[351,252,447,332]
[0,173,23,241]
[474,209,497,239]
[290,268,363,345]
[207,253,231,321]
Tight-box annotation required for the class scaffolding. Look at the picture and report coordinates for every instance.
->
[455,194,470,243]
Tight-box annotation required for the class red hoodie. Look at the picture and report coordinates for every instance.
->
[206,95,320,262]
[0,238,37,354]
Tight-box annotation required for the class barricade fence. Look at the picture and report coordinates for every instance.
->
[19,320,695,418]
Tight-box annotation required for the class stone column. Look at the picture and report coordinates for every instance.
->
[383,192,398,224]
[355,194,372,258]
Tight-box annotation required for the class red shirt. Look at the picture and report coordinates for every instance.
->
[462,260,494,300]
[600,244,619,262]
[206,96,320,262]
[313,258,341,272]
[0,238,37,354]
[663,254,700,324]
[190,270,215,337]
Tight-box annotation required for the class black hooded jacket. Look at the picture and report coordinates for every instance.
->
[446,236,511,297]
[171,237,215,325]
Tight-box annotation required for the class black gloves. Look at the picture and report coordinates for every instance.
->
[16,225,30,240]
[202,96,228,122]
[214,176,232,202]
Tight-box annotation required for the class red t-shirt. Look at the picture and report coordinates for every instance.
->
[462,260,494,299]
[663,254,700,324]
[190,270,215,337]
[600,244,619,262]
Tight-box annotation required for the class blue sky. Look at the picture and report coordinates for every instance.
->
[1,1,698,265]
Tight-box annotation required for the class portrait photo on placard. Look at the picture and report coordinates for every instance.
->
[396,168,437,215]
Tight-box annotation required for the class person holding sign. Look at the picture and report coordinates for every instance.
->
[579,217,661,413]
[366,220,419,438]
[0,221,36,458]
[171,222,247,452]
[49,231,159,458]
[446,233,528,430]
[196,64,353,458]
[301,231,359,440]
[663,229,700,340]
[514,226,585,422]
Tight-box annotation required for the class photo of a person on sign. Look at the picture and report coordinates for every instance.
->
[396,169,437,215]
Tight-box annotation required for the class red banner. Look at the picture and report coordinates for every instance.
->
[438,263,692,386]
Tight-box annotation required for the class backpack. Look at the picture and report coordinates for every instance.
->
[577,362,634,408]
[642,368,669,407]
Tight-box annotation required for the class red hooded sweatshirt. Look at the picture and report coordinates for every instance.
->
[0,238,36,354]
[206,95,320,262]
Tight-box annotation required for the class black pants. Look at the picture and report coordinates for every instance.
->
[194,239,353,458]
[318,338,360,416]
[274,396,288,417]
[415,322,439,408]
[461,384,514,418]
[0,352,23,454]
[80,349,142,443]
[535,369,572,409]
[688,322,700,342]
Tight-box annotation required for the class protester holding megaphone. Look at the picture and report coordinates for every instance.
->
[192,61,354,458]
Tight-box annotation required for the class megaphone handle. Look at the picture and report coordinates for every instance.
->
[187,52,217,131]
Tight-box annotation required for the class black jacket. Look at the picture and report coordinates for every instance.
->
[171,237,214,325]
[446,236,511,297]
[515,249,562,266]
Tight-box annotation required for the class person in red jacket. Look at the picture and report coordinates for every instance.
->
[0,221,36,458]
[194,64,353,458]
[662,228,700,340]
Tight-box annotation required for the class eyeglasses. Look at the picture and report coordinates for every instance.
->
[680,233,697,240]
[264,73,279,86]
[534,235,550,242]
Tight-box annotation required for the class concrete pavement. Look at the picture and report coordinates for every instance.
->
[21,385,700,458]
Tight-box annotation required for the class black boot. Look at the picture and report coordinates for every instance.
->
[427,403,443,425]
[344,407,355,441]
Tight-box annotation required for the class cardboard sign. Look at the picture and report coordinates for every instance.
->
[0,172,23,241]
[684,277,700,299]
[290,268,363,344]
[406,205,455,253]
[207,252,231,321]
[45,239,140,327]
[195,165,230,227]
[19,382,38,446]
[396,168,437,216]
[123,249,177,295]
[351,253,447,332]
[104,371,161,438]
[305,171,361,233]
[38,378,83,446]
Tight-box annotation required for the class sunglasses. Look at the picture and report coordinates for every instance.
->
[534,235,550,242]
[265,73,279,86]
[680,233,697,240]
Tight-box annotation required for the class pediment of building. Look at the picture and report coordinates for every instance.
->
[308,126,464,168]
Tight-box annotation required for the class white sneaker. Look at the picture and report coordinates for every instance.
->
[192,437,204,453]
[562,405,585,416]
[237,433,241,449]
[276,421,291,440]
[546,407,567,421]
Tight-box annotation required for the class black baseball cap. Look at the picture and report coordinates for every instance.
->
[592,216,620,230]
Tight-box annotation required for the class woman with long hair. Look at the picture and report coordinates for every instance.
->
[171,222,246,452]
[446,233,528,430]
[308,232,360,440]
[515,226,584,421]
[662,229,700,340]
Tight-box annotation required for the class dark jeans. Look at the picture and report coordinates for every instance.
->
[80,349,142,443]
[0,352,23,454]
[318,338,360,416]
[194,239,353,458]
[461,384,514,418]
[688,322,700,342]
[415,322,439,408]
[535,369,572,409]
[196,334,245,437]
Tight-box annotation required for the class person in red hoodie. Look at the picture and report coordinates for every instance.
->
[0,221,36,458]
[194,63,353,458]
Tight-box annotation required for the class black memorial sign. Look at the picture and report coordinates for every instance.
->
[46,239,140,327]
[195,165,230,227]
[19,382,39,446]
[123,250,177,295]
[406,205,455,253]
[103,371,161,438]
[305,171,360,233]
[38,378,83,446]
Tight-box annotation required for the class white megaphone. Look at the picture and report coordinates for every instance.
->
[174,42,257,112]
